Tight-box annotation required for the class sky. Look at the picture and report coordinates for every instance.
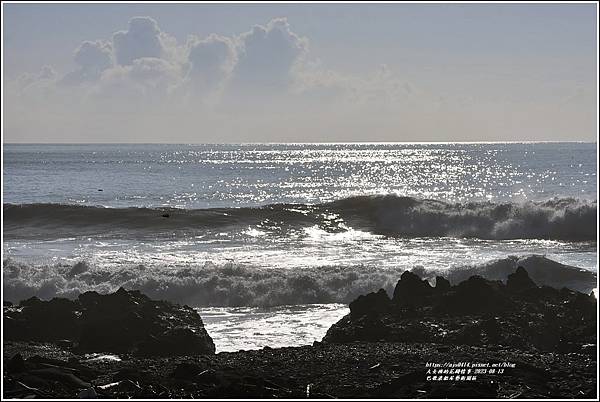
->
[2,2,598,143]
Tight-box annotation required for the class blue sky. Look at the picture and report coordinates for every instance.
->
[3,2,598,142]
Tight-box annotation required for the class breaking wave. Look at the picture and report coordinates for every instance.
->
[3,255,596,307]
[3,195,597,241]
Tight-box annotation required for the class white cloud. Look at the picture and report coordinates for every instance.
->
[185,34,236,93]
[231,18,308,91]
[74,40,113,71]
[6,15,467,143]
[61,40,113,85]
[112,17,166,66]
[90,57,183,108]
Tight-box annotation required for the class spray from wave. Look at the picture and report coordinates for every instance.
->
[3,255,595,307]
[3,195,597,241]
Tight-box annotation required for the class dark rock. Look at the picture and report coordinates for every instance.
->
[29,367,91,388]
[138,327,215,356]
[197,369,218,384]
[452,322,482,345]
[57,339,74,349]
[77,288,214,355]
[507,266,537,292]
[4,288,215,356]
[392,271,433,307]
[323,315,390,343]
[349,289,391,318]
[480,317,501,342]
[567,292,596,320]
[435,276,451,292]
[3,300,13,307]
[7,354,26,373]
[19,296,42,307]
[438,276,513,314]
[4,297,80,341]
[171,362,206,380]
[113,368,150,382]
[325,266,595,354]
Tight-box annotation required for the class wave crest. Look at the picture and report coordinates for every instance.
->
[4,195,597,241]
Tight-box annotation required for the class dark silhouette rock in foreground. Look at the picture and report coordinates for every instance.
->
[506,265,537,293]
[3,288,215,356]
[392,270,434,307]
[2,340,595,399]
[324,267,597,354]
[349,288,391,318]
[434,275,451,292]
[2,267,596,399]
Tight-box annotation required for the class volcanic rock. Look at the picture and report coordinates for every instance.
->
[324,266,596,354]
[349,288,391,318]
[3,288,215,356]
[434,276,451,292]
[392,271,434,307]
[506,266,537,292]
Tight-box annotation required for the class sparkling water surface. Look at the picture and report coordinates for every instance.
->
[3,143,597,351]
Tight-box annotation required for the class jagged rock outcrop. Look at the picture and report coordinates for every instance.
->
[434,276,451,292]
[3,288,215,356]
[324,267,597,353]
[392,271,434,307]
[506,266,537,292]
[349,288,391,318]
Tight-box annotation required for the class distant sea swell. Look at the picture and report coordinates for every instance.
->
[2,255,596,307]
[4,195,597,241]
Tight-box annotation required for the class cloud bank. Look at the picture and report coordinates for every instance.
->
[4,16,596,142]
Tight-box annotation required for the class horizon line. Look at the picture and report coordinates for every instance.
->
[3,140,598,146]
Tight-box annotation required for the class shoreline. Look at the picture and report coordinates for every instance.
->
[3,266,597,399]
[4,340,596,399]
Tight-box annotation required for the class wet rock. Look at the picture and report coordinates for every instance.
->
[392,271,434,307]
[349,289,391,318]
[4,288,215,356]
[507,266,537,293]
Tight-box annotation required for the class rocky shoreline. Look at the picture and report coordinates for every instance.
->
[3,267,597,399]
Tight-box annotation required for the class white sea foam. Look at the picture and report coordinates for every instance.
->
[3,255,596,307]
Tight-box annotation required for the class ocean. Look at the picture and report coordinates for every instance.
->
[2,142,597,352]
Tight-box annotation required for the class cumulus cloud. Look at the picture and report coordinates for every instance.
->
[185,34,236,92]
[231,18,308,91]
[74,40,113,71]
[112,17,166,65]
[6,15,428,142]
[89,57,183,110]
[61,40,113,85]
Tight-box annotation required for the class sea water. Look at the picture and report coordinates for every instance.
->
[2,143,597,352]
